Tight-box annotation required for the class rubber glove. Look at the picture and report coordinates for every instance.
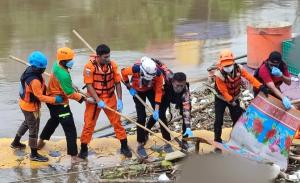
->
[129,88,137,96]
[282,96,292,110]
[55,96,63,103]
[97,100,106,109]
[117,99,123,112]
[183,128,193,137]
[271,67,283,77]
[153,110,159,121]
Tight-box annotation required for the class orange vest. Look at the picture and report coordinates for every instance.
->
[90,57,115,97]
[19,68,46,106]
[216,64,242,97]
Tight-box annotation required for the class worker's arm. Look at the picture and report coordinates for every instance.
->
[282,64,291,85]
[86,84,101,103]
[57,74,84,103]
[182,86,191,128]
[83,63,101,103]
[121,67,133,88]
[215,77,233,102]
[154,74,164,110]
[282,75,291,85]
[240,67,262,90]
[111,61,122,100]
[265,81,285,100]
[30,79,56,104]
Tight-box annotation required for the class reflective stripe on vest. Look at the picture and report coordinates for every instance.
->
[90,58,115,96]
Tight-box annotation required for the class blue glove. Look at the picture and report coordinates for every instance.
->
[117,99,123,112]
[129,88,137,96]
[97,100,106,109]
[183,128,193,137]
[282,96,292,110]
[271,67,283,77]
[55,96,63,103]
[152,110,159,121]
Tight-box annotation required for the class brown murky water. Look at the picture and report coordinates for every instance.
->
[0,0,299,182]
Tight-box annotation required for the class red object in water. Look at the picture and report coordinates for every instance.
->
[247,22,292,69]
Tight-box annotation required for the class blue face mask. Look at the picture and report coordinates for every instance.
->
[66,60,74,69]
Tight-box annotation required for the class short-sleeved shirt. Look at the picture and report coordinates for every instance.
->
[258,63,290,89]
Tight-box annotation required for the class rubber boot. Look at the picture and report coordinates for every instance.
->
[30,148,49,162]
[78,143,88,159]
[11,135,26,149]
[120,139,132,158]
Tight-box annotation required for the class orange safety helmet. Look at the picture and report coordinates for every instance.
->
[218,49,235,67]
[57,47,75,61]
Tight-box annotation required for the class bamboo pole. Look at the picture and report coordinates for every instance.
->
[104,106,182,152]
[132,93,183,146]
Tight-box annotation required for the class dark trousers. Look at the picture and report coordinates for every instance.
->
[146,96,187,141]
[40,104,78,156]
[214,96,244,143]
[17,110,40,148]
[134,90,156,143]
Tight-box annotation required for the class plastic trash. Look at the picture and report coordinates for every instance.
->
[158,173,170,182]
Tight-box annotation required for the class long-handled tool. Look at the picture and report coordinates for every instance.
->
[129,91,183,147]
[72,29,183,146]
[104,105,182,152]
[9,55,89,98]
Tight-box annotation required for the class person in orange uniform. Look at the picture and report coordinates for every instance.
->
[38,47,85,163]
[11,51,63,162]
[79,44,132,159]
[214,49,267,144]
[121,56,164,158]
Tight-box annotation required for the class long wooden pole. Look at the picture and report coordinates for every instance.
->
[9,55,89,98]
[132,93,183,146]
[73,29,96,54]
[104,106,182,152]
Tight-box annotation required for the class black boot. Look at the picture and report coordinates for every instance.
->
[30,148,49,162]
[78,143,88,159]
[11,135,26,149]
[120,139,132,158]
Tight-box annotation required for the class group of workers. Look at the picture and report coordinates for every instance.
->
[10,43,293,162]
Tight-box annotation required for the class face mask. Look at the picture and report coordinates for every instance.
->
[66,60,74,69]
[223,65,234,73]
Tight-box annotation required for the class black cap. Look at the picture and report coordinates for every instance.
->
[268,51,282,63]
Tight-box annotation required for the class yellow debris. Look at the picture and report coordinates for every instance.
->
[0,128,233,169]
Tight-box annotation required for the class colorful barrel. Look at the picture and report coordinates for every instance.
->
[247,22,292,68]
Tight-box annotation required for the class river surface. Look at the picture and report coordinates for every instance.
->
[0,0,299,138]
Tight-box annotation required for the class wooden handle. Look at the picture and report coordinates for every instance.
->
[105,106,181,151]
[292,99,300,105]
[134,94,175,137]
[72,29,96,54]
